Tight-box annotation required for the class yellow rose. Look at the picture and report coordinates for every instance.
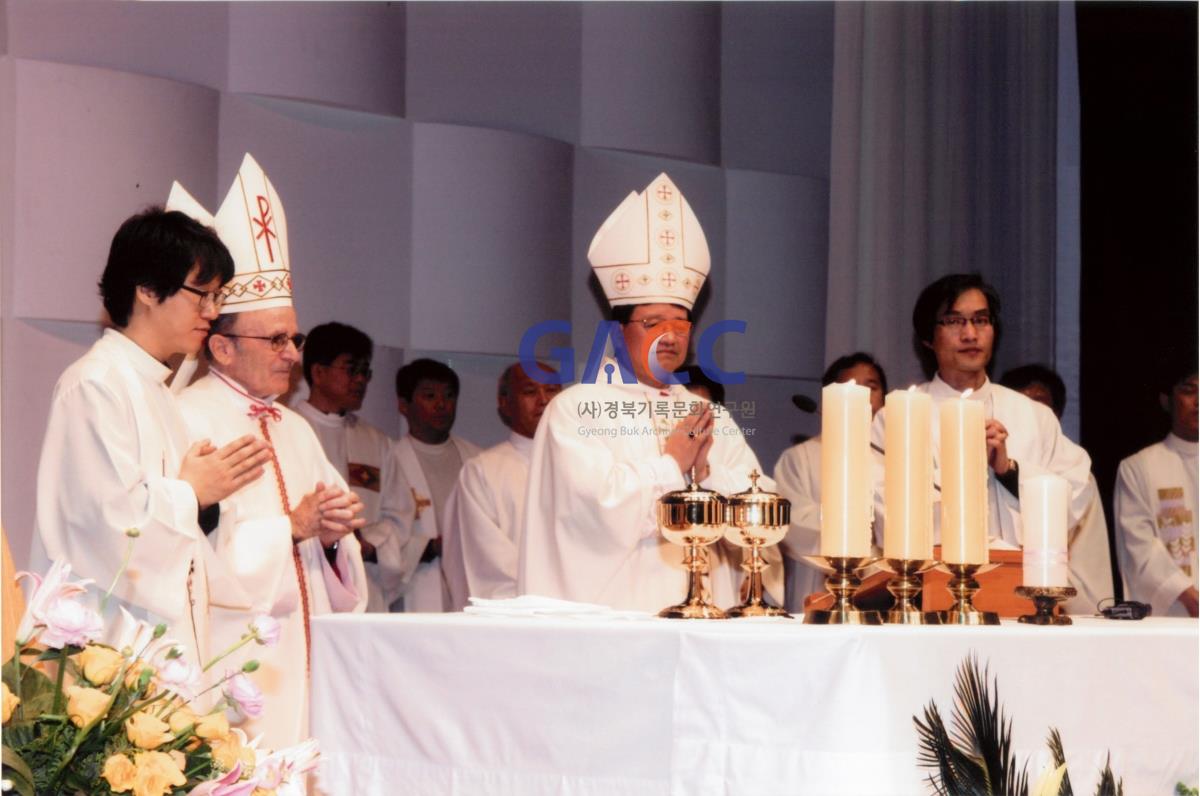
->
[125,710,174,750]
[252,789,278,796]
[168,749,187,773]
[124,660,157,696]
[208,731,243,771]
[102,753,137,793]
[2,682,20,723]
[76,644,125,685]
[194,711,230,740]
[65,685,113,728]
[132,751,187,796]
[168,706,198,735]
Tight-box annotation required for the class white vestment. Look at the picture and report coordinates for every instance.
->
[390,434,480,612]
[871,376,1103,606]
[178,372,367,748]
[518,375,783,611]
[1115,433,1198,617]
[772,437,827,611]
[442,432,533,611]
[31,329,215,669]
[294,401,413,612]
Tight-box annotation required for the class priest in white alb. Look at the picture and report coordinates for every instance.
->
[1116,364,1198,617]
[442,362,561,610]
[32,191,270,673]
[175,154,367,748]
[517,173,782,611]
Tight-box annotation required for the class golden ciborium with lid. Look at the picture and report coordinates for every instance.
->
[724,470,791,618]
[658,467,728,619]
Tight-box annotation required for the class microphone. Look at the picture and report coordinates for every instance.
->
[791,394,818,413]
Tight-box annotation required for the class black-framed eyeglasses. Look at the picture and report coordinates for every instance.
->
[178,284,226,310]
[331,361,373,380]
[936,313,992,331]
[218,332,307,352]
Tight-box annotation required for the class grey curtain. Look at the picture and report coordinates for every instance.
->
[826,1,1060,389]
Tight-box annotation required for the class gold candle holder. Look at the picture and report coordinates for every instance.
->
[801,555,882,625]
[1014,585,1076,625]
[881,559,941,624]
[939,562,1001,625]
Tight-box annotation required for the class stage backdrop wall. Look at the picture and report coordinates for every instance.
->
[0,1,1070,569]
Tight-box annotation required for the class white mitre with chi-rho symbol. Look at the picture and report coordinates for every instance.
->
[165,153,293,315]
[587,172,710,311]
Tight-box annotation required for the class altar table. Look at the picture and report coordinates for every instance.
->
[310,614,1197,795]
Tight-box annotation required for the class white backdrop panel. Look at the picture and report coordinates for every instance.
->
[218,95,412,350]
[580,3,720,164]
[720,3,834,179]
[227,2,405,116]
[409,123,573,356]
[11,59,217,322]
[406,2,582,143]
[724,170,828,380]
[5,0,227,89]
[570,150,726,363]
[2,318,104,567]
[727,374,822,481]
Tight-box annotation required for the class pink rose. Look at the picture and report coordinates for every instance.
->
[37,597,104,649]
[223,672,264,721]
[156,657,202,699]
[249,615,281,647]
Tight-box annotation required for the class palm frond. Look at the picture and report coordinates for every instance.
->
[947,654,1028,796]
[1047,728,1074,796]
[915,701,990,795]
[1094,753,1124,796]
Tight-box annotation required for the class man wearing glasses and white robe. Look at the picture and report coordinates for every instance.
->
[518,173,782,612]
[176,154,367,749]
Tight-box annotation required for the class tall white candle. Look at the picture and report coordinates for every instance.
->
[883,387,934,560]
[1021,474,1070,587]
[939,393,988,565]
[820,381,873,558]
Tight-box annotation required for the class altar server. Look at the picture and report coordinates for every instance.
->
[1115,363,1198,617]
[871,274,1094,590]
[391,359,480,612]
[32,201,269,671]
[177,154,367,747]
[518,173,782,610]
[775,353,886,611]
[1000,363,1116,614]
[297,322,414,612]
[443,363,562,610]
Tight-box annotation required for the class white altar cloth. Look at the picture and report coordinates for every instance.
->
[310,614,1198,795]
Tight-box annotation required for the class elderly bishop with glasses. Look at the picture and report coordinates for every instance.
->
[175,154,367,751]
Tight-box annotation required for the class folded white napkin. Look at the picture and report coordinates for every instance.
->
[464,594,649,619]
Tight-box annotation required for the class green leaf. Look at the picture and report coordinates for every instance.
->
[2,743,36,796]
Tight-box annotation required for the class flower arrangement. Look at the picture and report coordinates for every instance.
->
[914,655,1125,796]
[2,557,317,796]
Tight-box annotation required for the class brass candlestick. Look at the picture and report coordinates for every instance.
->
[1015,585,1076,625]
[725,470,791,618]
[939,562,1001,625]
[801,555,882,625]
[881,559,941,624]
[657,468,727,620]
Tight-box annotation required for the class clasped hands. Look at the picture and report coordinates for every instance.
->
[289,481,366,548]
[664,403,715,482]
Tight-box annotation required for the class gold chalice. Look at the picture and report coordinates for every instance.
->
[658,468,728,619]
[724,470,791,618]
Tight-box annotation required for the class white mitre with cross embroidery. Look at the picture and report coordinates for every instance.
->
[587,172,710,311]
[212,153,292,315]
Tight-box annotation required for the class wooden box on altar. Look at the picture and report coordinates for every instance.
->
[921,548,1036,617]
